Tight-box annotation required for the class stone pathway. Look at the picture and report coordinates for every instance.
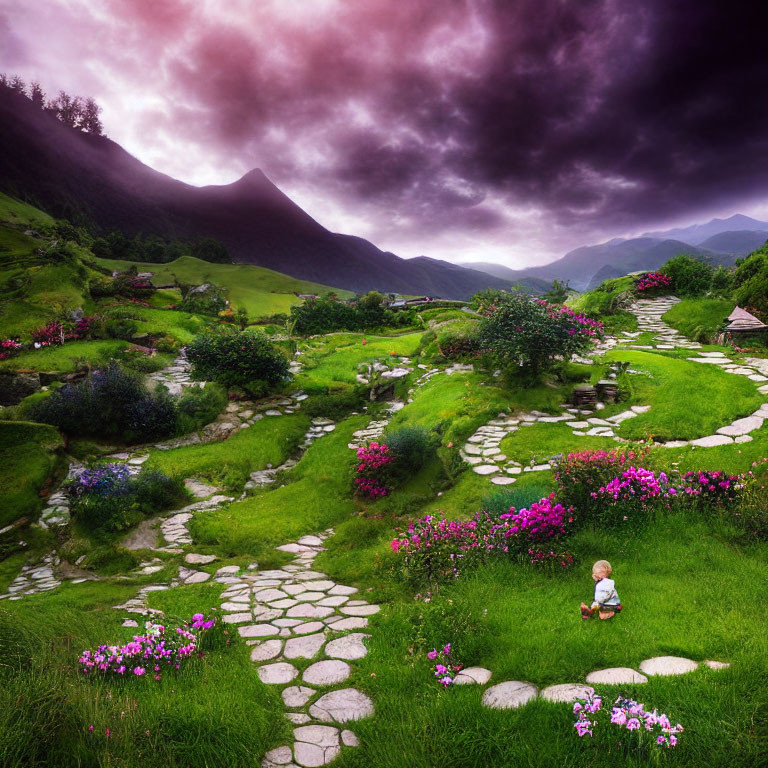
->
[454,654,730,710]
[215,530,375,768]
[624,296,702,350]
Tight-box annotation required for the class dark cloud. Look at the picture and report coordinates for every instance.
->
[2,0,768,263]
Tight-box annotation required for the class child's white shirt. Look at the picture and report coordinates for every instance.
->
[592,577,620,607]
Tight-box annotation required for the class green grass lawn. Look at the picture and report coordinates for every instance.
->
[95,255,352,319]
[145,412,310,492]
[0,421,64,527]
[663,298,733,341]
[0,339,134,372]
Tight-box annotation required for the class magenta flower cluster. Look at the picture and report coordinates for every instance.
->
[31,320,64,347]
[636,271,672,291]
[678,470,740,505]
[78,614,214,680]
[0,338,22,360]
[353,441,395,498]
[574,690,683,748]
[427,643,461,687]
[535,299,605,337]
[591,466,673,503]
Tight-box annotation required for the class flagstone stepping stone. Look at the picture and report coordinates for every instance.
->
[240,624,280,638]
[223,612,253,624]
[540,683,593,703]
[329,585,358,596]
[340,604,380,616]
[309,688,375,722]
[122,619,139,628]
[216,565,241,575]
[271,598,300,609]
[566,421,590,429]
[317,595,348,607]
[258,662,299,684]
[293,621,326,635]
[303,580,336,591]
[251,640,283,662]
[326,617,369,631]
[735,435,754,443]
[639,656,698,677]
[283,685,317,708]
[491,476,516,485]
[184,553,217,565]
[288,604,335,619]
[263,745,294,766]
[325,633,370,661]
[284,633,327,659]
[274,618,305,627]
[286,713,312,724]
[473,465,500,475]
[716,415,764,436]
[585,667,647,685]
[183,570,211,584]
[690,434,733,447]
[482,681,538,709]
[295,592,326,602]
[293,725,341,767]
[704,660,730,670]
[463,444,483,455]
[631,405,651,413]
[298,535,325,547]
[303,659,351,686]
[222,601,251,612]
[254,608,285,622]
[284,584,310,595]
[453,667,492,685]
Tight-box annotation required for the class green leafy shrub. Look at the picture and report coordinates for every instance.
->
[384,426,437,482]
[732,247,768,314]
[660,254,714,296]
[477,293,603,385]
[175,383,228,434]
[290,293,415,335]
[133,469,186,511]
[28,362,177,443]
[105,316,139,339]
[178,283,228,316]
[186,327,290,394]
[435,324,480,359]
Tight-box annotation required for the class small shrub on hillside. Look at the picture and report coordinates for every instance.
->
[178,283,228,316]
[660,254,714,296]
[477,293,603,385]
[186,327,290,394]
[133,469,186,511]
[384,426,437,481]
[677,470,740,509]
[353,442,395,498]
[435,325,480,359]
[105,315,139,340]
[0,338,23,360]
[176,383,228,434]
[589,466,676,528]
[31,321,64,347]
[29,362,177,443]
[290,293,415,335]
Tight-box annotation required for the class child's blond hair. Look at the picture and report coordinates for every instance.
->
[592,560,612,576]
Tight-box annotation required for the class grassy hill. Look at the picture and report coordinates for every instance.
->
[94,254,353,318]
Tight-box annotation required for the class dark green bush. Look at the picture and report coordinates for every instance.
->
[660,254,714,296]
[133,469,186,512]
[186,327,290,393]
[28,362,177,443]
[384,425,438,482]
[290,293,416,335]
[176,383,228,434]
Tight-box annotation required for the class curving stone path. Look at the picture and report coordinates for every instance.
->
[214,530,375,767]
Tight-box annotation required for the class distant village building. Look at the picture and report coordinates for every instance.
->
[296,293,319,300]
[724,306,767,333]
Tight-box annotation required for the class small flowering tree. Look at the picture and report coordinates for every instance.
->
[477,292,603,385]
[573,689,683,750]
[427,643,462,687]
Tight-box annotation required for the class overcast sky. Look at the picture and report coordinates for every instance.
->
[3,0,768,267]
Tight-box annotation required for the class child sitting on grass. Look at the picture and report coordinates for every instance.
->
[581,560,622,620]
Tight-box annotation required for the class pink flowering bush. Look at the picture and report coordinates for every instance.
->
[636,271,672,292]
[0,338,22,360]
[678,470,740,507]
[78,614,215,681]
[554,448,649,525]
[390,495,573,583]
[574,690,683,750]
[589,466,676,527]
[427,643,462,687]
[353,441,395,498]
[31,321,64,347]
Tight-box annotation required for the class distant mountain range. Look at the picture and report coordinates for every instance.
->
[461,216,768,292]
[0,87,520,300]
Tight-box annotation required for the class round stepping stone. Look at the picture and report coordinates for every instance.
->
[309,688,375,723]
[473,465,499,475]
[298,535,324,547]
[293,740,339,767]
[184,553,217,565]
[540,683,593,703]
[638,656,698,677]
[250,639,283,662]
[341,730,359,747]
[286,713,312,724]
[258,662,299,685]
[340,604,380,616]
[482,681,538,710]
[263,745,293,766]
[282,685,316,707]
[287,604,335,619]
[491,477,516,485]
[303,659,351,686]
[284,633,327,659]
[453,667,492,685]
[704,660,730,670]
[585,667,647,685]
[324,633,370,660]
